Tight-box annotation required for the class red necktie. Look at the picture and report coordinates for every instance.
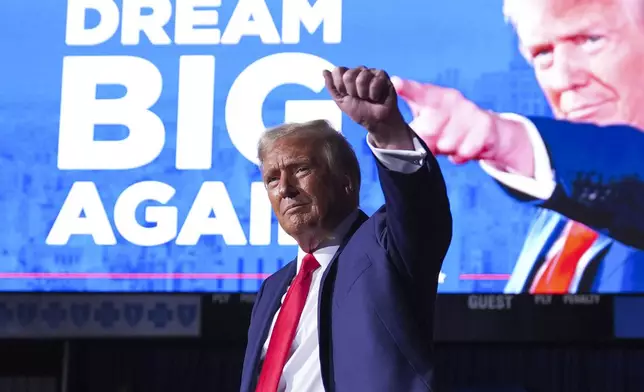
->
[530,221,599,294]
[256,253,320,392]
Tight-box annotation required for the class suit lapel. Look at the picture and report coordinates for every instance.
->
[318,210,368,391]
[319,210,369,291]
[505,210,565,292]
[507,209,615,293]
[246,210,368,391]
[246,260,297,391]
[570,235,612,291]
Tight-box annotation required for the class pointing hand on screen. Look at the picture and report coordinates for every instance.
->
[392,77,536,178]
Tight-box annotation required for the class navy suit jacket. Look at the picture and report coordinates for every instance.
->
[502,117,644,293]
[240,147,452,391]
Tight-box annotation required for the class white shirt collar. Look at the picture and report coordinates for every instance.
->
[296,210,359,271]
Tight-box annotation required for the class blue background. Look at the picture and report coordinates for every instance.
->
[0,0,551,292]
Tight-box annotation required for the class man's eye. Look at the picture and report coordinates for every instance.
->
[532,47,553,59]
[582,35,602,43]
[529,46,554,68]
[579,35,604,50]
[534,49,551,58]
[296,167,310,174]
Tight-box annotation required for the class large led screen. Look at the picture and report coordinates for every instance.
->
[1,0,642,293]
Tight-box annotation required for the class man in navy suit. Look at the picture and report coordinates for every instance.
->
[240,66,452,392]
[392,0,644,293]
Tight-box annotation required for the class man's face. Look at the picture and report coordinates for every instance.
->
[512,0,644,129]
[261,136,345,239]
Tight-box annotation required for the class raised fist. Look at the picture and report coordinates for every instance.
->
[323,66,410,148]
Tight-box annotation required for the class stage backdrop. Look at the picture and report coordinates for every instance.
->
[2,0,606,294]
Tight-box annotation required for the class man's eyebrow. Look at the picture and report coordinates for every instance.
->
[284,157,312,166]
[524,21,608,46]
[263,157,311,171]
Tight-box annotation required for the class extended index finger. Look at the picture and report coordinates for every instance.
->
[391,76,449,109]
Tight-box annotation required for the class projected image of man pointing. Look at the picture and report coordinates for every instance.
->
[392,0,644,293]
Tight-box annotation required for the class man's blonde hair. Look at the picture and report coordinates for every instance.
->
[257,120,361,207]
[502,0,644,27]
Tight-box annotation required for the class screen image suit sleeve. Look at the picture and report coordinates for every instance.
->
[483,115,644,250]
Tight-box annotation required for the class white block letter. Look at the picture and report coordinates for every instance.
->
[220,0,280,44]
[176,182,247,245]
[176,55,215,169]
[249,181,271,245]
[121,0,172,45]
[225,52,340,165]
[282,0,342,44]
[58,56,165,170]
[175,0,222,44]
[66,0,120,46]
[114,181,178,246]
[46,182,116,245]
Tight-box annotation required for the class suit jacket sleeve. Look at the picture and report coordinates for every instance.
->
[492,116,644,249]
[374,132,453,281]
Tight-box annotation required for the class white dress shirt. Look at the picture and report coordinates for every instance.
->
[479,113,556,200]
[259,135,427,392]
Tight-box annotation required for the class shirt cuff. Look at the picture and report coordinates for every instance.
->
[479,113,556,200]
[367,134,428,173]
